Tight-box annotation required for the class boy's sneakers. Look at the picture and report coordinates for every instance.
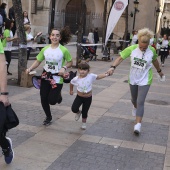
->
[134,123,141,135]
[132,106,137,117]
[2,137,14,164]
[81,123,86,130]
[43,116,52,125]
[58,92,62,104]
[75,111,82,121]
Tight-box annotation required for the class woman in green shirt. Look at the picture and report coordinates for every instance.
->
[2,20,18,75]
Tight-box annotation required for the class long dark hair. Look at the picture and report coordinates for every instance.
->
[5,20,13,30]
[50,26,72,45]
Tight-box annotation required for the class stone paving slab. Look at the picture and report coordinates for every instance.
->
[108,100,170,122]
[47,140,164,170]
[0,156,50,170]
[85,116,169,146]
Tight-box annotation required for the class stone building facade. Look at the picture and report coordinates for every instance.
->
[0,0,166,39]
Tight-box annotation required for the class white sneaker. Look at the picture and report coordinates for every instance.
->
[134,123,141,135]
[81,123,86,130]
[132,107,137,117]
[75,111,81,121]
[162,64,164,67]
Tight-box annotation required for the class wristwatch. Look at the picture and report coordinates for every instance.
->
[62,66,67,70]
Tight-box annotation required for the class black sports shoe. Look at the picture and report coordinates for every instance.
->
[2,137,14,164]
[43,117,52,125]
[58,92,62,104]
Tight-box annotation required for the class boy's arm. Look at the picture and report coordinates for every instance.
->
[70,83,74,95]
[96,73,109,80]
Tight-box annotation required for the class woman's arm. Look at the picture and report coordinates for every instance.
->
[6,37,18,42]
[152,59,164,77]
[107,56,124,75]
[0,53,9,106]
[58,60,73,76]
[26,60,42,73]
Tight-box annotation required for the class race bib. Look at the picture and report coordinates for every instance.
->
[132,57,147,70]
[44,61,59,73]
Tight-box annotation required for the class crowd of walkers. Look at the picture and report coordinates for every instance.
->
[0,13,167,165]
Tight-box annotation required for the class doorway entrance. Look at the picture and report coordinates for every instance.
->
[65,0,87,34]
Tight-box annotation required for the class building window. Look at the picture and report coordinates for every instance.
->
[31,0,37,14]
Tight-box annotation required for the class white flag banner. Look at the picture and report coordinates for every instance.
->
[105,0,128,45]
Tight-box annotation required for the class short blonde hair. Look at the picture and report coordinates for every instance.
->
[24,24,30,31]
[138,28,154,44]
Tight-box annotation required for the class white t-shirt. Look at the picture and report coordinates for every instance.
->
[71,73,97,93]
[24,18,30,25]
[26,32,34,47]
[161,39,169,48]
[131,34,138,45]
[87,32,94,44]
[120,44,158,86]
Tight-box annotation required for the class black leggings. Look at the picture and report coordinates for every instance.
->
[40,79,63,118]
[27,48,32,60]
[71,95,92,119]
[0,102,9,150]
[4,51,11,72]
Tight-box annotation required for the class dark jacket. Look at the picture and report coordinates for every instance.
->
[94,31,99,43]
[9,6,15,20]
[0,8,6,23]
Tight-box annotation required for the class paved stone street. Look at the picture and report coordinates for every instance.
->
[0,45,170,170]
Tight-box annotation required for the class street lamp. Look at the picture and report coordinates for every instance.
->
[132,0,139,30]
[154,8,160,34]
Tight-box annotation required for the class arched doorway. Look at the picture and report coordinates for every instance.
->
[65,0,87,34]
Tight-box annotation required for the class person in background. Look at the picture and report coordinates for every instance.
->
[23,11,31,25]
[0,39,14,165]
[0,2,7,23]
[0,2,7,34]
[130,30,138,45]
[94,27,99,53]
[87,28,94,44]
[107,28,164,135]
[2,20,18,75]
[159,34,169,67]
[24,24,42,60]
[8,6,16,36]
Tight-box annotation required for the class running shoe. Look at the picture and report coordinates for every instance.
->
[81,123,86,130]
[134,123,141,135]
[75,111,82,121]
[2,137,14,164]
[43,117,52,125]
